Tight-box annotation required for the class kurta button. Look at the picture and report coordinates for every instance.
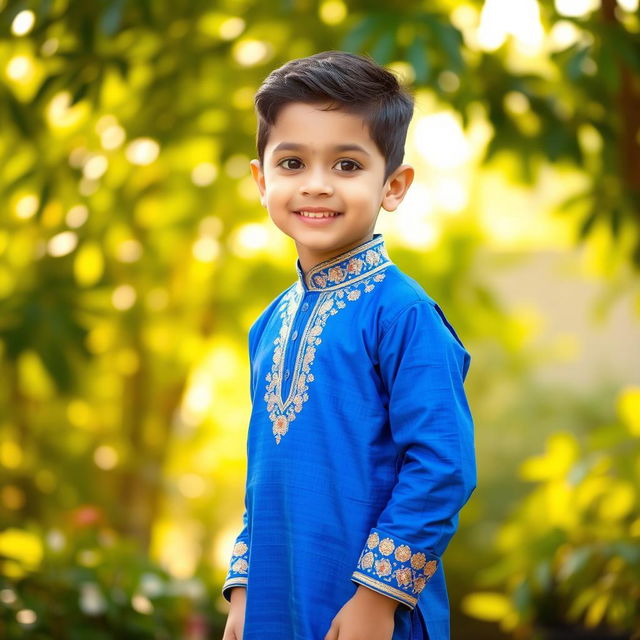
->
[302,303,309,312]
[291,330,298,341]
[284,370,290,380]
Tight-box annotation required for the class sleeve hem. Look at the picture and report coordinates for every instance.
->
[352,528,439,610]
[351,572,417,609]
[222,578,248,602]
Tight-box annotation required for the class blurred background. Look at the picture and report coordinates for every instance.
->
[0,0,639,638]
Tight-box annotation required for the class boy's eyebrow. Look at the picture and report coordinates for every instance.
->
[271,142,371,156]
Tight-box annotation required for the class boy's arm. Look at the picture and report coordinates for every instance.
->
[222,320,260,602]
[350,300,476,610]
[221,290,293,602]
[221,508,250,601]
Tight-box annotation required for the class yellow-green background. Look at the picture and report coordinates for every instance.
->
[1,0,639,638]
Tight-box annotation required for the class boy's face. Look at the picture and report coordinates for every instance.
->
[250,102,414,273]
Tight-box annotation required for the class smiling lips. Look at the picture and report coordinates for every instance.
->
[295,207,342,219]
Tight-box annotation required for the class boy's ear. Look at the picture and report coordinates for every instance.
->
[381,164,414,213]
[250,159,266,206]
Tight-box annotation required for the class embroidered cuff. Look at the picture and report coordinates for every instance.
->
[221,539,249,602]
[351,528,438,609]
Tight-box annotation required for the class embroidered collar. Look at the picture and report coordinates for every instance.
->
[295,233,392,292]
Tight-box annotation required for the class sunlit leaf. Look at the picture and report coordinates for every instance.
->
[617,386,640,437]
[0,528,43,572]
[461,592,512,622]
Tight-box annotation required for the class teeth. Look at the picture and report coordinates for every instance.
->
[298,210,339,218]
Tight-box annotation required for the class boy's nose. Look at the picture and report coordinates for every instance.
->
[299,169,334,196]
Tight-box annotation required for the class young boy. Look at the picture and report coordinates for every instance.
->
[221,51,476,640]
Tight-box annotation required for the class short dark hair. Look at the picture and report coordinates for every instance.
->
[254,51,414,182]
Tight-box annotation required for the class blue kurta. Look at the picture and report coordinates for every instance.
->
[222,233,476,640]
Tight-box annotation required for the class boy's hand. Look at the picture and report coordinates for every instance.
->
[323,585,398,640]
[222,587,246,640]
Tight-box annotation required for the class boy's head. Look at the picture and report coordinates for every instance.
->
[249,51,415,272]
[254,51,414,182]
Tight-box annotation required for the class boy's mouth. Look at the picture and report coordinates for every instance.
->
[294,210,342,219]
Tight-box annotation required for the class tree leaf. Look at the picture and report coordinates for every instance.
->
[407,34,431,84]
[39,0,55,18]
[565,45,591,81]
[430,19,464,72]
[36,179,51,220]
[100,0,126,36]
[4,167,37,197]
[32,73,65,106]
[370,28,396,65]
[578,207,599,239]
[342,14,385,53]
[4,89,32,137]
[70,82,90,106]
[596,39,620,94]
[610,207,621,238]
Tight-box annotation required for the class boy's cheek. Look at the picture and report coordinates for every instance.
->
[264,185,290,202]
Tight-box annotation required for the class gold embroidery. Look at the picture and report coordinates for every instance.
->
[264,270,388,444]
[328,266,347,283]
[351,572,418,607]
[303,235,390,291]
[378,538,395,556]
[365,249,382,266]
[424,560,438,578]
[413,575,427,594]
[273,415,288,439]
[395,567,412,586]
[222,540,249,591]
[224,577,248,587]
[361,552,374,569]
[374,558,392,577]
[347,257,364,274]
[411,552,427,570]
[347,289,361,301]
[231,558,248,574]
[394,545,412,562]
[357,531,436,602]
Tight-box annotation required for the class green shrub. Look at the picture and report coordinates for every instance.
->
[463,387,640,639]
[0,515,225,639]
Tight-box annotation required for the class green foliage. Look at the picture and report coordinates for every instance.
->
[465,388,640,638]
[1,0,639,269]
[0,516,225,639]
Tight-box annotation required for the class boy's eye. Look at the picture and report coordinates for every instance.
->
[334,159,361,172]
[279,158,303,170]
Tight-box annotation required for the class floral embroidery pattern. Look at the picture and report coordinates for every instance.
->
[395,545,411,562]
[367,532,380,549]
[352,529,438,608]
[375,558,392,576]
[303,237,389,292]
[379,538,395,556]
[222,537,250,596]
[263,284,303,443]
[228,540,249,575]
[264,269,388,444]
[361,552,374,569]
[232,558,248,573]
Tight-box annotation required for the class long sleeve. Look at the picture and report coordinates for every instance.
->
[351,300,476,609]
[222,508,250,601]
[221,317,264,602]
